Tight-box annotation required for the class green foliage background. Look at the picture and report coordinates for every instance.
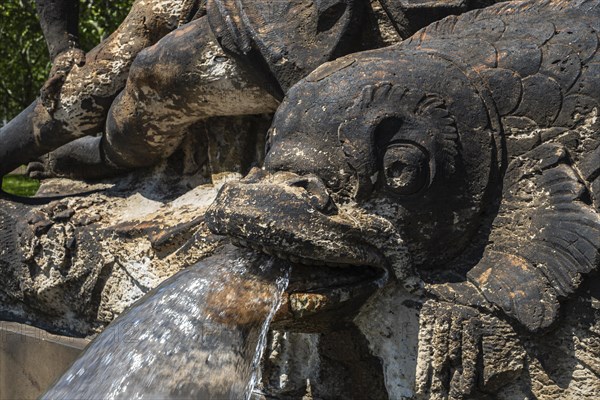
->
[1,0,133,194]
[2,174,41,196]
[0,0,134,124]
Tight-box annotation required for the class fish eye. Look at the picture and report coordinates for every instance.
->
[382,143,430,196]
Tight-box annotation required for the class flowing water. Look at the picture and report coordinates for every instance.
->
[42,245,289,399]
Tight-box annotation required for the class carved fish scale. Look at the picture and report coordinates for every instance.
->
[394,0,600,331]
[208,0,600,333]
[401,0,600,181]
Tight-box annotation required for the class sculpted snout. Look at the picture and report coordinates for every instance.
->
[207,169,399,329]
[206,169,385,268]
[208,168,335,226]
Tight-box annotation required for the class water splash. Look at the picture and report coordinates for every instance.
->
[245,266,289,400]
[42,244,290,399]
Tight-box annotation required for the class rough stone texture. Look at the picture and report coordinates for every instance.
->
[379,0,500,39]
[207,1,600,398]
[2,0,600,399]
[0,176,224,335]
[0,0,203,177]
[0,0,489,338]
[0,116,268,336]
[0,0,504,181]
[260,277,600,399]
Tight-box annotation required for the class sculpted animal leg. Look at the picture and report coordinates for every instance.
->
[0,0,198,177]
[100,16,279,171]
[34,0,79,61]
[26,136,115,180]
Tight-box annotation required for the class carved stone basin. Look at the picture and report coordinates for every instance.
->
[0,322,88,399]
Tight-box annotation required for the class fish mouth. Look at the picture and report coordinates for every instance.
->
[206,170,403,331]
[230,236,389,332]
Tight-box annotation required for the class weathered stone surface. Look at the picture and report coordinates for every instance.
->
[207,1,600,398]
[0,1,504,182]
[0,0,203,178]
[0,178,223,335]
[379,0,500,38]
[0,117,268,336]
[0,0,503,336]
[2,1,600,399]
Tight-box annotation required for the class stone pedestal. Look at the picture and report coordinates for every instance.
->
[0,322,88,399]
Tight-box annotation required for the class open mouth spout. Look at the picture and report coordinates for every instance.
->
[232,235,389,330]
[206,170,396,330]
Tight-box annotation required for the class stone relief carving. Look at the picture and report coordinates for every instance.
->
[0,117,269,334]
[0,0,501,334]
[0,0,598,399]
[207,0,600,397]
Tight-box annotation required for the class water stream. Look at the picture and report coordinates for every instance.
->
[42,244,289,399]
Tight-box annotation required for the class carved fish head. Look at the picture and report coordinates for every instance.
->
[206,49,504,329]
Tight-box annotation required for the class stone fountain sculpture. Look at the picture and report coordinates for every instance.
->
[1,0,599,399]
[208,0,600,397]
[0,0,499,335]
